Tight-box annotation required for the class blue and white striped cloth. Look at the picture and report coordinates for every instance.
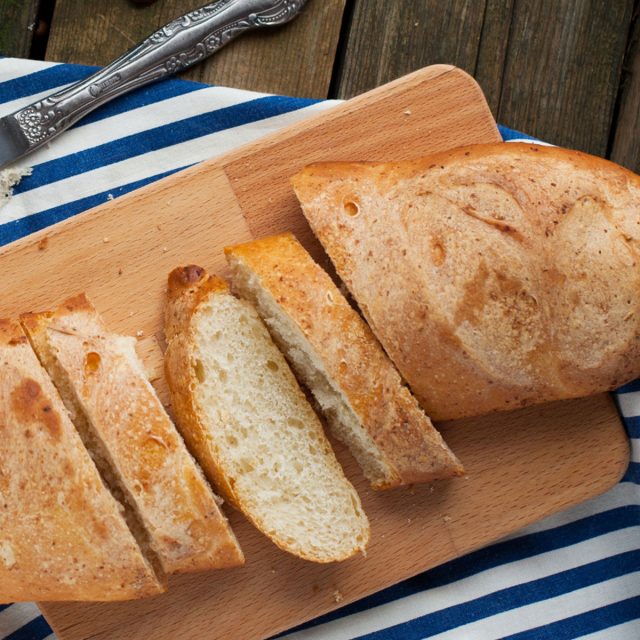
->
[0,57,638,640]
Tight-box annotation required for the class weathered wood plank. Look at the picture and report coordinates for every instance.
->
[45,0,346,98]
[0,0,39,57]
[610,4,640,173]
[185,0,346,97]
[497,0,634,156]
[335,0,487,99]
[473,0,515,115]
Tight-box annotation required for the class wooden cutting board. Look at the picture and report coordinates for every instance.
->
[0,65,629,640]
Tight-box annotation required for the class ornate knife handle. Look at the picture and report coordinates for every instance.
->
[10,0,307,152]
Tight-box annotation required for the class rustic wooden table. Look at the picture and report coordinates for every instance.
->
[0,0,638,173]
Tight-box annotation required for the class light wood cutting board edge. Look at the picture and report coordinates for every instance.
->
[0,65,489,262]
[0,64,626,640]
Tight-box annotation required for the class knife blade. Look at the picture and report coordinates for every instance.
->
[0,0,308,171]
[0,115,29,170]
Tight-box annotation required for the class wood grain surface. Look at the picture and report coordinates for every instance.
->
[0,0,38,57]
[5,0,637,170]
[0,65,628,640]
[611,6,640,172]
[335,0,487,99]
[45,0,346,98]
[336,0,637,160]
[473,0,515,114]
[496,0,634,156]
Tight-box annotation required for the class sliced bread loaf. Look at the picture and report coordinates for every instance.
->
[0,319,165,602]
[164,266,370,562]
[292,143,640,420]
[21,295,243,574]
[225,233,463,489]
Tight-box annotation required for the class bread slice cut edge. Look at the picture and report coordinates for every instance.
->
[1,318,165,601]
[21,308,167,582]
[225,235,464,489]
[226,253,397,488]
[164,266,370,563]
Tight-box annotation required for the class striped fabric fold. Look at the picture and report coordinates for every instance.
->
[0,58,638,640]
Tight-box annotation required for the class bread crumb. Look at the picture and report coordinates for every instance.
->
[0,165,32,209]
[333,589,343,603]
[136,330,144,338]
[404,109,412,116]
[37,237,49,251]
[429,484,435,493]
[103,237,110,243]
[162,247,168,253]
[443,515,452,523]
[107,193,114,201]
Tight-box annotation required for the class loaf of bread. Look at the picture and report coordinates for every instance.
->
[22,295,244,574]
[292,143,640,421]
[0,319,165,602]
[225,233,463,489]
[164,266,370,562]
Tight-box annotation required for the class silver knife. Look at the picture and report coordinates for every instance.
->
[0,0,308,171]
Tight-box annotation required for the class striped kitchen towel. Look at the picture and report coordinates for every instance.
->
[0,57,638,640]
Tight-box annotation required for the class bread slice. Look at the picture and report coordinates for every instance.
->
[0,319,165,602]
[292,143,640,421]
[225,233,463,489]
[164,266,370,562]
[21,295,243,575]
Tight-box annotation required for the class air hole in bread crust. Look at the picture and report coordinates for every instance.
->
[84,352,101,375]
[193,359,206,383]
[343,199,359,217]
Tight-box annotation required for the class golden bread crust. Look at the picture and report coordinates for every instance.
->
[0,320,164,602]
[22,295,243,574]
[292,143,640,420]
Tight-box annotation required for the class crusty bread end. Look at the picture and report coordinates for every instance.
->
[292,143,640,420]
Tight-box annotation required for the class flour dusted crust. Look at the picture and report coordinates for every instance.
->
[292,143,640,421]
[0,319,164,602]
[225,233,463,488]
[21,295,243,574]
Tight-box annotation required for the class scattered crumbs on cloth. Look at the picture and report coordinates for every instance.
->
[0,166,32,209]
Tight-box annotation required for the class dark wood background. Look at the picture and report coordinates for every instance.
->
[0,0,638,173]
